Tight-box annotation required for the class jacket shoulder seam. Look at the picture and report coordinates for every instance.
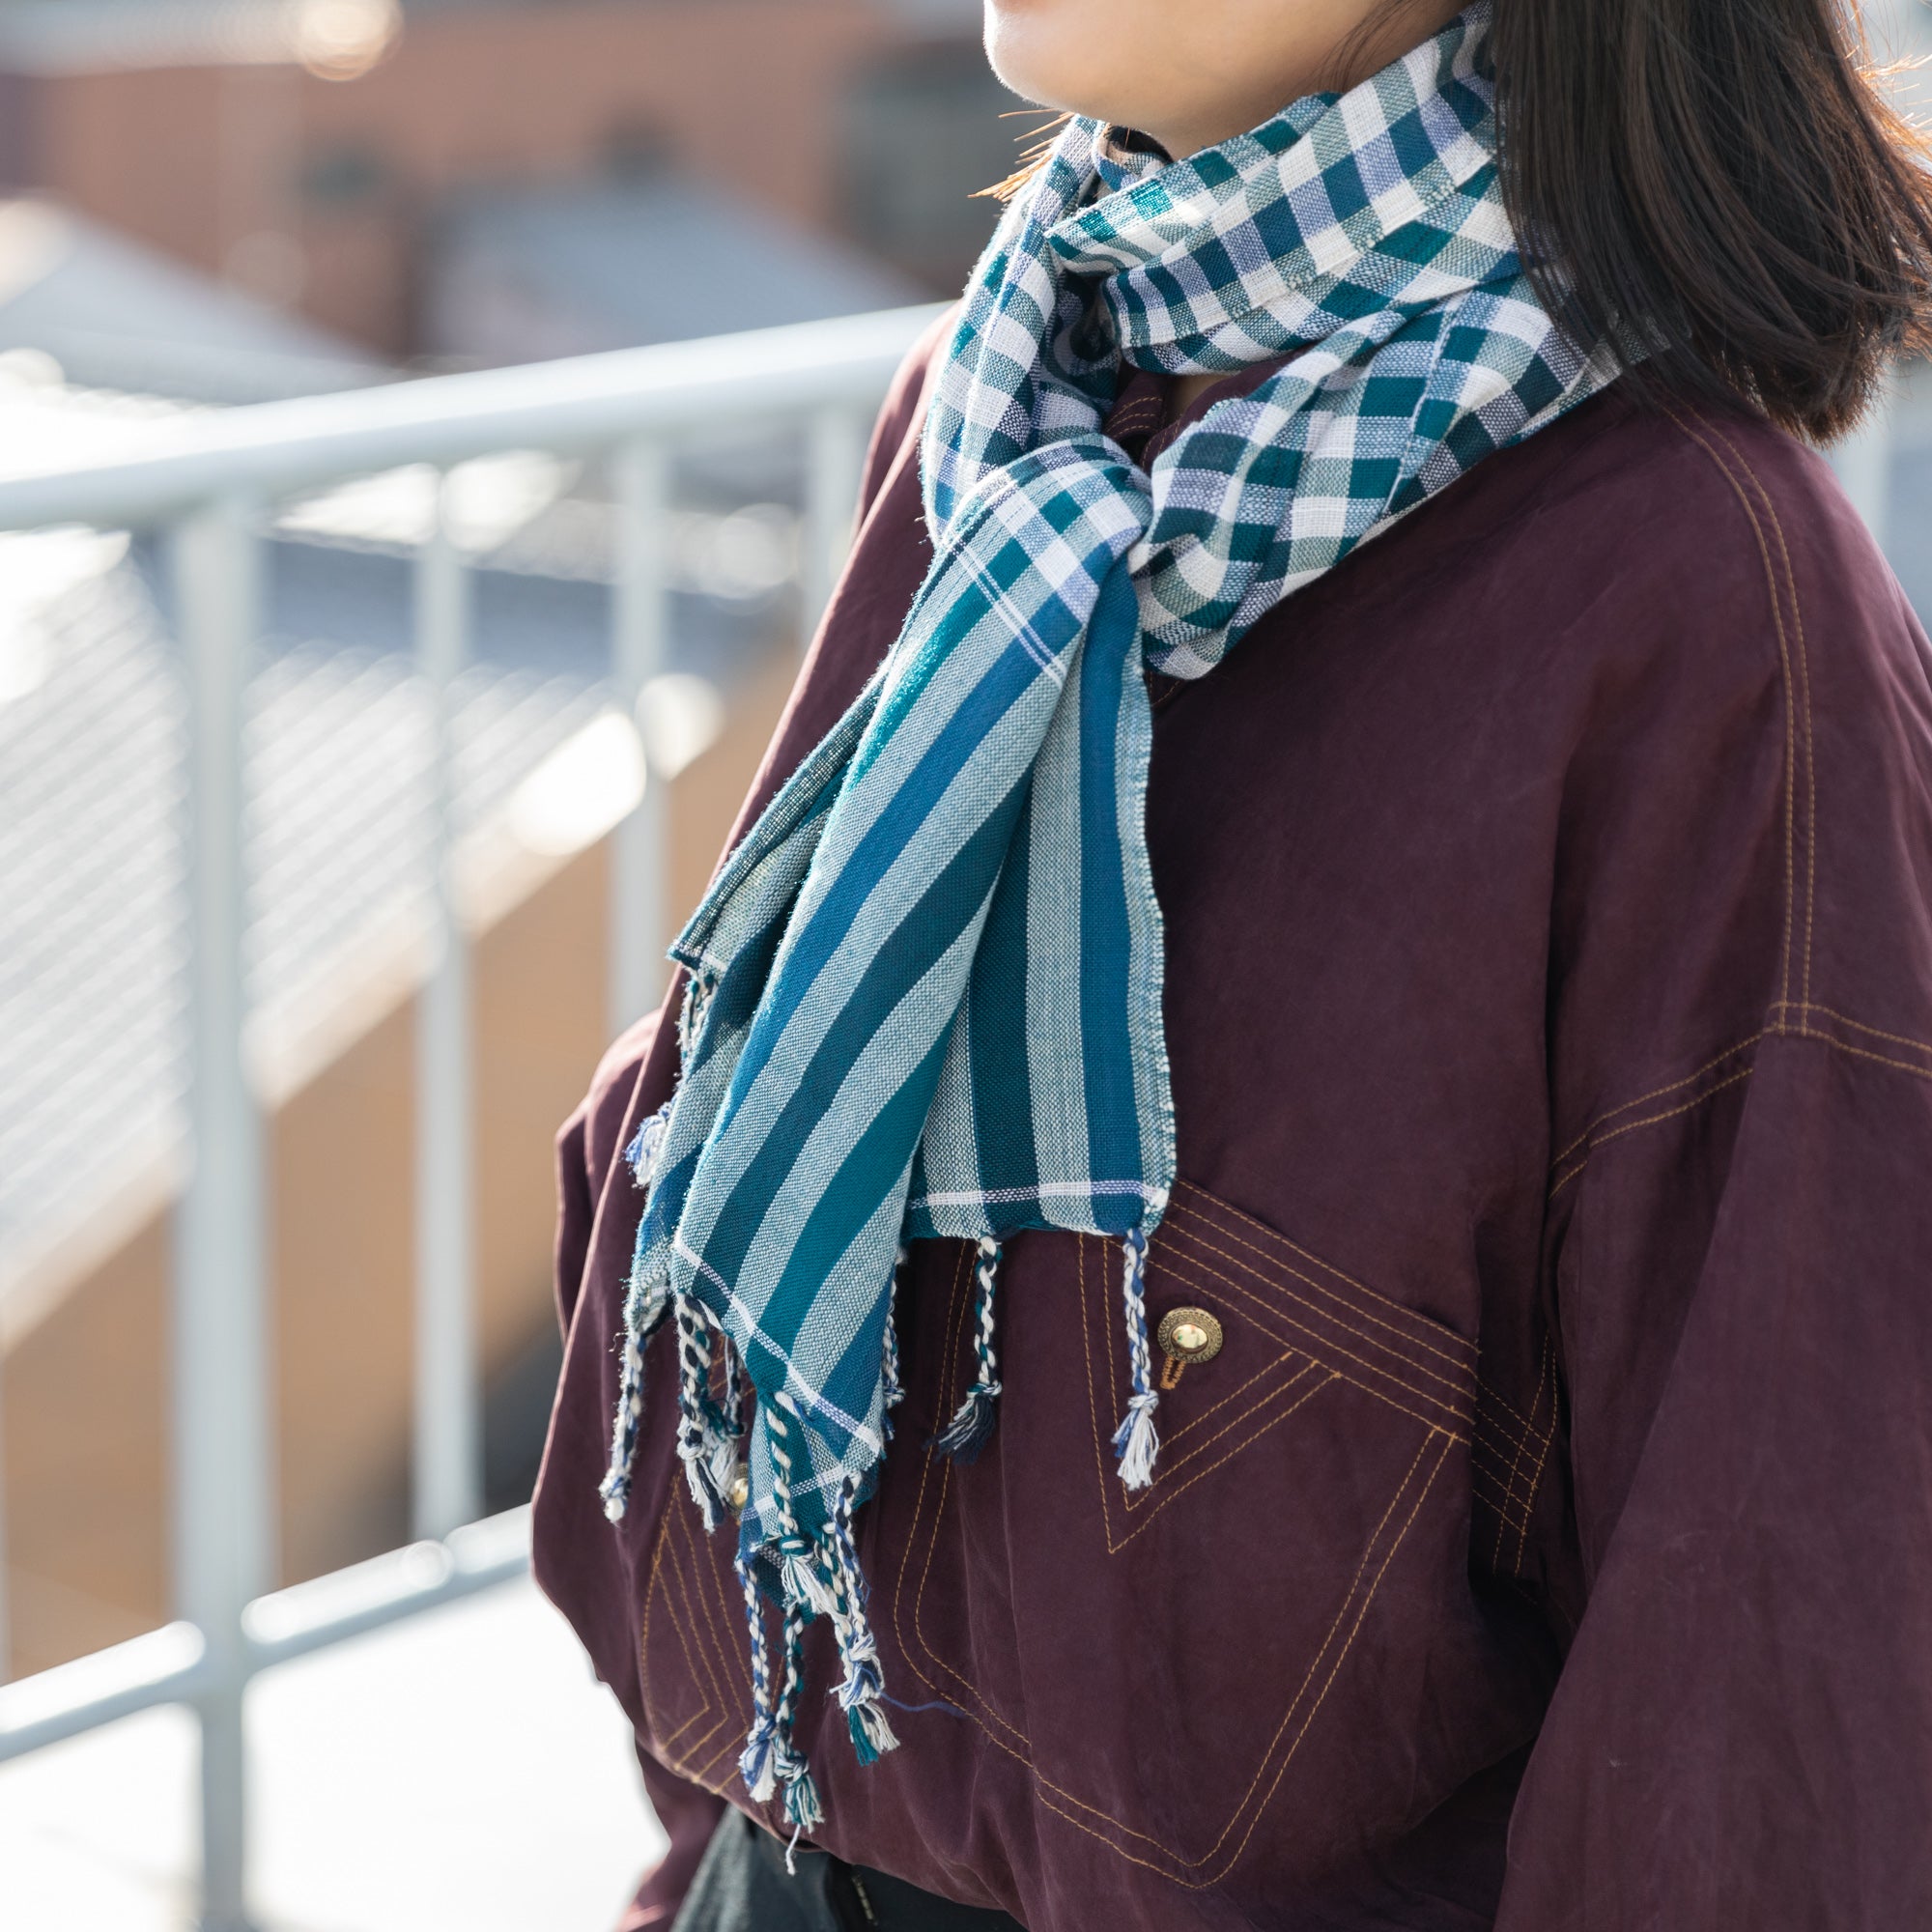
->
[1656,405,1817,1029]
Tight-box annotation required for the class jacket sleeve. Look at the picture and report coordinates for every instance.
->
[1495,1024,1932,1927]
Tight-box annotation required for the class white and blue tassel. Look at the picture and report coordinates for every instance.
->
[1111,1226,1162,1490]
[932,1236,1003,1462]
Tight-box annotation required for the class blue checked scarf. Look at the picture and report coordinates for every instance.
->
[602,5,1619,1827]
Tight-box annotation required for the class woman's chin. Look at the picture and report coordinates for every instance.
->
[983,8,1121,122]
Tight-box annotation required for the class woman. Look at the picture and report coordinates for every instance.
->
[536,0,1932,1924]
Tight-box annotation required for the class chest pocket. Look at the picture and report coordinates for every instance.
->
[878,1178,1490,1892]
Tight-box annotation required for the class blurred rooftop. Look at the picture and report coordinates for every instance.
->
[422,173,923,367]
[0,197,384,401]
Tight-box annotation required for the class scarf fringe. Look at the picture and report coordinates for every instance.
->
[599,1245,673,1521]
[879,1245,908,1439]
[772,1601,822,1831]
[619,1224,1159,1827]
[598,1332,647,1522]
[825,1478,899,1760]
[600,1094,680,1521]
[932,1236,1003,1462]
[709,1432,747,1505]
[1111,1226,1162,1491]
[736,1547,781,1800]
[674,1293,733,1530]
[724,1405,901,1826]
[708,1338,750,1500]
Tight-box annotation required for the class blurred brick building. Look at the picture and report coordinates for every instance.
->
[0,0,1020,359]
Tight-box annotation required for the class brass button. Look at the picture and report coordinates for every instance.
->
[1156,1306,1223,1364]
[725,1468,750,1516]
[1156,1306,1223,1391]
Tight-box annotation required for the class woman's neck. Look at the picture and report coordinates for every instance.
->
[1127,0,1465,162]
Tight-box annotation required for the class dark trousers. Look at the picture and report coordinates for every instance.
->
[671,1807,1027,1932]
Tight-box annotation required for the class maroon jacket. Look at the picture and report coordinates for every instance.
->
[535,318,1932,1931]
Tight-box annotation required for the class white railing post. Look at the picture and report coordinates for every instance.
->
[412,485,481,1542]
[171,495,273,1932]
[609,438,672,1037]
[801,404,867,650]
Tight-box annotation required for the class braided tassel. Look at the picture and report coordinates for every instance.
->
[599,1267,671,1521]
[673,1295,727,1529]
[708,1335,749,1501]
[879,1245,908,1440]
[739,1400,826,1828]
[598,1331,647,1521]
[598,1075,679,1520]
[825,1479,900,1765]
[1111,1226,1161,1490]
[598,1110,681,1521]
[736,1550,781,1803]
[771,1600,823,1834]
[766,1394,838,1618]
[932,1236,1002,1462]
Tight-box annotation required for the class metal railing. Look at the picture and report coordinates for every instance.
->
[0,300,943,1932]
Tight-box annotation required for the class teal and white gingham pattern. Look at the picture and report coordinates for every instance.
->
[602,3,1618,1802]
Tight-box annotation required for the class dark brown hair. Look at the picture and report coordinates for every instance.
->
[992,0,1932,441]
[1492,0,1932,440]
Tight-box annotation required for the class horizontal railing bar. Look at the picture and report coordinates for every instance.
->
[0,304,945,535]
[0,1620,211,1761]
[240,1506,530,1670]
[0,1509,531,1763]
